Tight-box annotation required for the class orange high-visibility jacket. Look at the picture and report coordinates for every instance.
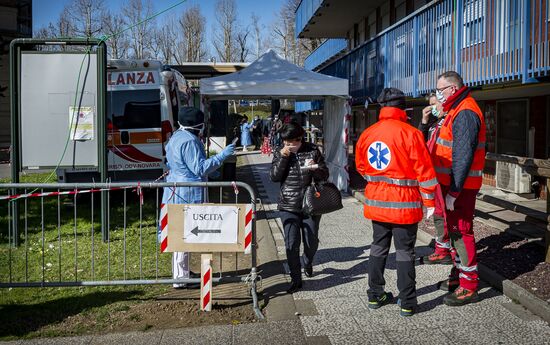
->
[355,107,438,224]
[432,96,486,190]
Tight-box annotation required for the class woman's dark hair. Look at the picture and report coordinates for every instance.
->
[279,121,305,140]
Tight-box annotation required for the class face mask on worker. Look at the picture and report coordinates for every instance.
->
[431,105,440,118]
[180,122,205,137]
[435,90,446,103]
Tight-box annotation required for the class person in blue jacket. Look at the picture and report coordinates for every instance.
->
[240,117,253,151]
[161,106,235,288]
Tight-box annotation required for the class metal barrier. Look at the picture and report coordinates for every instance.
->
[0,181,263,319]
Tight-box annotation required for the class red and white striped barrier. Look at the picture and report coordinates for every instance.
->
[200,254,213,312]
[159,203,168,253]
[244,204,253,254]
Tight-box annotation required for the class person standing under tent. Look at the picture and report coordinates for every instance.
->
[355,88,438,317]
[161,107,235,289]
[240,117,253,151]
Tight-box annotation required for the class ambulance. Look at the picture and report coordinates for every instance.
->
[58,59,188,182]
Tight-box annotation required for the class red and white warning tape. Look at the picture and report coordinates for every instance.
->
[0,186,129,201]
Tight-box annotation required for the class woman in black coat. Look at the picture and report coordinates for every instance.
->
[270,122,329,293]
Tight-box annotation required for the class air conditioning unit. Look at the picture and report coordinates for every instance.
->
[495,161,532,193]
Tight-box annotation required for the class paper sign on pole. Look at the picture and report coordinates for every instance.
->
[69,106,94,140]
[183,205,238,244]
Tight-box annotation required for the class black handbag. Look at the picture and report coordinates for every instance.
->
[302,181,343,215]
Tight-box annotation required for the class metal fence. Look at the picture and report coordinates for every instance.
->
[0,181,263,318]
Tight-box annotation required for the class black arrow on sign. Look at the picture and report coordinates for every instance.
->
[190,226,222,236]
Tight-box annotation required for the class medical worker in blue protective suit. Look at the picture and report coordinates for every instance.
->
[162,107,235,288]
[240,118,253,151]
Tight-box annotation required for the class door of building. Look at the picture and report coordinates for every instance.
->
[496,99,528,156]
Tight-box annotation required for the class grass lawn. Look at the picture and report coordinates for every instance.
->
[0,164,255,339]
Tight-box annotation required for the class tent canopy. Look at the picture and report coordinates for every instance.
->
[199,50,348,100]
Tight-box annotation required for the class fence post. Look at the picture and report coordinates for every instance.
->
[521,0,531,83]
[9,40,20,246]
[454,0,463,75]
[412,16,419,98]
[200,253,213,311]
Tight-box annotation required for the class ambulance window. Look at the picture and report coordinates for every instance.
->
[108,90,161,129]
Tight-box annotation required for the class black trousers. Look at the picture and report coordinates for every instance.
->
[279,210,321,282]
[368,220,418,309]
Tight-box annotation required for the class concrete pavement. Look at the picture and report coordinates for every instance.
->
[2,152,550,344]
[246,152,550,344]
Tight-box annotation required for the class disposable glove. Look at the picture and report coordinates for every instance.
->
[423,206,435,219]
[219,144,235,160]
[445,194,456,211]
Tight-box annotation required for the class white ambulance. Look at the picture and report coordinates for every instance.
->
[58,59,187,182]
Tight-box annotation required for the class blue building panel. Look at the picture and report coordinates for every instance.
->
[304,0,550,100]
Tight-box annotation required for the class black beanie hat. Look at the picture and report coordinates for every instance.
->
[377,88,406,110]
[178,107,204,127]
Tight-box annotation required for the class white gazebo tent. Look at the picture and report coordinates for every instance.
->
[200,50,351,191]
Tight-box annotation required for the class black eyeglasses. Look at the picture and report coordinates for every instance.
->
[436,84,454,93]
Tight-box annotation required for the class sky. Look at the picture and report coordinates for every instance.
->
[32,0,285,59]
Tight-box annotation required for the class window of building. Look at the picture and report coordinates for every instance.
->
[367,12,377,39]
[463,0,486,47]
[395,0,407,22]
[380,2,391,31]
[496,99,528,156]
[495,0,522,54]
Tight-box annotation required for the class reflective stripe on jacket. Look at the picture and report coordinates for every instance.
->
[355,107,438,224]
[432,96,486,190]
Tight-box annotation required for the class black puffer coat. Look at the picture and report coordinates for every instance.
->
[270,142,329,213]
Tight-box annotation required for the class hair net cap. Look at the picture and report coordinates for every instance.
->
[178,107,204,127]
[377,88,406,109]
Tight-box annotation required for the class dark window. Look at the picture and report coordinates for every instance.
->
[497,100,528,156]
[108,90,161,129]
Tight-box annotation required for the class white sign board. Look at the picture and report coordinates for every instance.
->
[69,106,95,140]
[183,205,238,244]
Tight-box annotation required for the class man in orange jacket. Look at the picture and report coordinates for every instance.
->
[432,71,486,306]
[356,88,438,317]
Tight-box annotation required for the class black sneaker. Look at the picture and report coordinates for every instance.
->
[367,292,393,309]
[437,278,460,292]
[286,280,303,294]
[397,299,415,317]
[304,265,313,278]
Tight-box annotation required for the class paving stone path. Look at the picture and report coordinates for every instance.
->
[247,152,550,345]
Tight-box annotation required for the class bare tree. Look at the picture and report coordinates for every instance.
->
[270,0,322,66]
[65,0,106,37]
[250,13,264,60]
[176,5,207,63]
[122,0,155,59]
[153,17,178,64]
[212,0,238,62]
[101,11,129,59]
[236,26,250,62]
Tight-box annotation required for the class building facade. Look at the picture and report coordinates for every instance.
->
[0,0,32,157]
[297,0,550,196]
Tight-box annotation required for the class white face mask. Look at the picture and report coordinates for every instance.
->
[431,105,440,118]
[180,123,205,136]
[435,90,446,103]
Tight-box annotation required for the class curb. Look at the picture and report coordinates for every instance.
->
[477,192,548,226]
[350,187,550,324]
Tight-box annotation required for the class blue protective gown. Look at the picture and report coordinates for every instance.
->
[159,128,227,286]
[161,129,225,205]
[240,123,253,147]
